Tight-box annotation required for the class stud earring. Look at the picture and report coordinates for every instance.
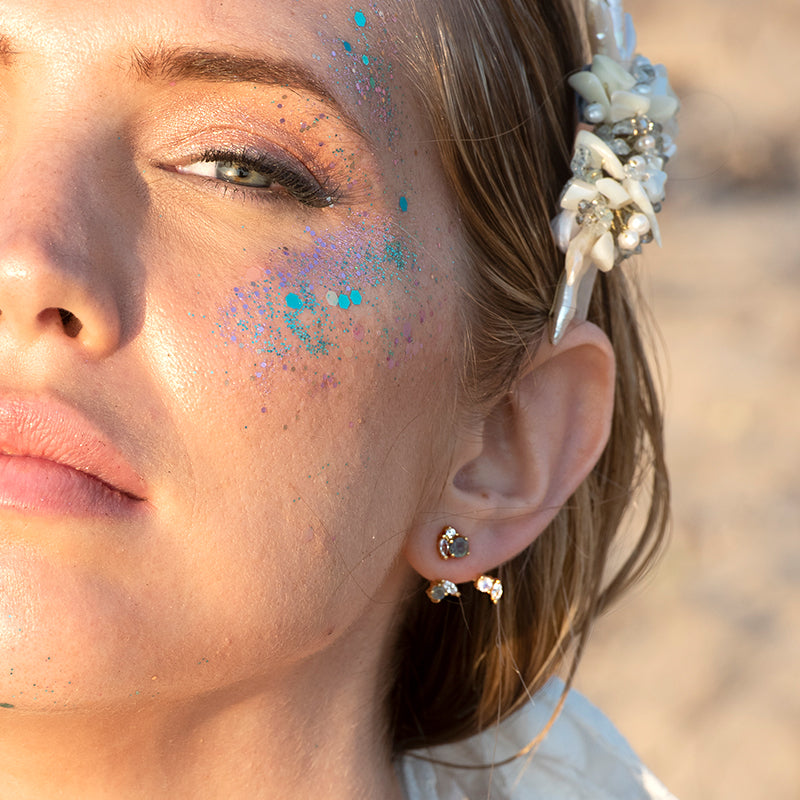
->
[474,575,503,604]
[426,579,461,603]
[437,526,470,560]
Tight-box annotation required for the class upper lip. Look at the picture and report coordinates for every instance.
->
[0,394,148,501]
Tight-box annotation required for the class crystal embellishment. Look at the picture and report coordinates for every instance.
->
[474,575,503,605]
[426,579,460,603]
[437,526,470,560]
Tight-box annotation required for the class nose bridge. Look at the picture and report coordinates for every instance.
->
[0,123,130,357]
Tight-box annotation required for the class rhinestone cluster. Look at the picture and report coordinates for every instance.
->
[437,526,470,560]
[426,579,460,603]
[474,575,503,604]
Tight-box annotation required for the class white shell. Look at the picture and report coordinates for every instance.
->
[609,89,650,120]
[575,130,626,180]
[551,209,579,252]
[591,230,616,271]
[623,177,661,245]
[568,70,611,117]
[564,226,597,284]
[648,93,680,123]
[560,179,599,211]
[591,54,636,94]
[596,177,632,209]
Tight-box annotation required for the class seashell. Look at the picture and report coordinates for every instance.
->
[623,177,661,246]
[591,54,636,95]
[596,177,632,209]
[551,209,579,252]
[575,130,626,180]
[560,179,599,211]
[586,0,621,61]
[590,230,616,271]
[569,71,612,117]
[648,93,680,123]
[609,90,650,121]
[564,226,597,284]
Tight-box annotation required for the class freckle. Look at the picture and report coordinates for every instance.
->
[362,55,370,65]
[399,196,409,212]
[354,11,366,27]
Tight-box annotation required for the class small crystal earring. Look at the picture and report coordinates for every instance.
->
[474,575,503,604]
[437,526,470,560]
[426,579,461,603]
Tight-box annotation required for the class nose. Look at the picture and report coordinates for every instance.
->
[0,233,122,356]
[0,148,133,360]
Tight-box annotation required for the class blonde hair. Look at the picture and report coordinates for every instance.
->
[389,0,669,752]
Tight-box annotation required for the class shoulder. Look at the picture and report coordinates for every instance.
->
[397,678,677,800]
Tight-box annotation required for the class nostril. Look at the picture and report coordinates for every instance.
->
[57,308,83,338]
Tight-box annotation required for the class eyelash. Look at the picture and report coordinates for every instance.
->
[180,146,338,209]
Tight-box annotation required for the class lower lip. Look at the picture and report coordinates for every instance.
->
[0,454,144,517]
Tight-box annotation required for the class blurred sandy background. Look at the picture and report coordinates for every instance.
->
[575,0,800,798]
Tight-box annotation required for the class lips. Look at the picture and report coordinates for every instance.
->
[0,395,148,516]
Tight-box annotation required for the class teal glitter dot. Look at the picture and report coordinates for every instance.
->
[399,196,408,212]
[343,40,352,52]
[338,294,351,310]
[350,290,362,306]
[362,55,369,65]
[354,11,366,27]
[285,293,303,310]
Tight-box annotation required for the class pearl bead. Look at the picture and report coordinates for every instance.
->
[618,229,641,251]
[635,134,657,152]
[627,212,651,235]
[585,102,606,124]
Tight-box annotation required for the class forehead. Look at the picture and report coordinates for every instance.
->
[0,0,412,135]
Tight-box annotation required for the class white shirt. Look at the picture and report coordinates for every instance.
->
[397,679,676,799]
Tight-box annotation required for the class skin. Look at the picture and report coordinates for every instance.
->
[0,0,616,797]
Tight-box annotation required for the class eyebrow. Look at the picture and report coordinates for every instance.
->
[130,45,365,138]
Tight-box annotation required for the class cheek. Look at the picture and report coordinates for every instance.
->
[126,218,459,681]
[141,211,458,609]
[198,215,452,400]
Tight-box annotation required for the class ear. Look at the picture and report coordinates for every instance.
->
[405,321,615,584]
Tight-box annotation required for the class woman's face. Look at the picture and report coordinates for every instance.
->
[0,0,461,709]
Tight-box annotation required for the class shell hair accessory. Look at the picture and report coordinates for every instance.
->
[550,0,679,344]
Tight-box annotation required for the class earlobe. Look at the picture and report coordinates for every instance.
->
[405,322,615,584]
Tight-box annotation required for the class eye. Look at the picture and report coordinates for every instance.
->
[175,147,337,208]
